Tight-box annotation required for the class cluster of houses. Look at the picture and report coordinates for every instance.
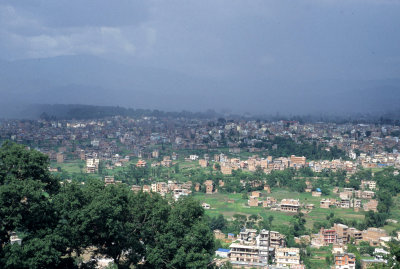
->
[320,182,378,212]
[131,180,192,200]
[300,223,393,269]
[198,154,308,175]
[247,191,304,213]
[215,228,304,268]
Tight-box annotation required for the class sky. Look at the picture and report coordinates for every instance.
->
[0,0,400,116]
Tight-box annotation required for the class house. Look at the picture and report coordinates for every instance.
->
[104,176,115,185]
[312,191,322,197]
[360,180,376,190]
[220,165,232,175]
[248,197,260,207]
[202,203,211,209]
[334,224,349,244]
[131,185,141,192]
[262,197,277,207]
[199,159,208,168]
[275,247,301,268]
[320,228,337,245]
[239,229,258,244]
[142,185,151,193]
[320,199,332,208]
[258,230,286,248]
[363,199,378,212]
[214,230,225,240]
[136,159,147,167]
[335,253,356,269]
[204,180,214,194]
[215,248,230,258]
[264,185,271,193]
[362,228,387,246]
[280,199,300,212]
[229,243,272,267]
[348,228,363,243]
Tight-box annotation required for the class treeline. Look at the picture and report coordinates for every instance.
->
[0,142,214,269]
[36,104,221,120]
[240,137,348,160]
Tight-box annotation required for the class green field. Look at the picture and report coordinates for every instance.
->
[193,188,367,229]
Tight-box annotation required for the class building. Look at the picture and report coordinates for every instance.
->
[335,253,356,269]
[334,224,349,244]
[320,199,332,208]
[136,159,147,167]
[56,152,64,163]
[363,199,378,212]
[360,180,377,190]
[215,248,230,258]
[348,228,363,243]
[220,165,232,175]
[204,180,214,194]
[321,228,337,245]
[104,176,115,185]
[275,247,301,268]
[290,155,306,169]
[86,158,99,173]
[280,199,300,212]
[362,228,387,246]
[258,230,286,248]
[228,243,272,267]
[199,159,208,168]
[248,197,260,207]
[214,230,225,240]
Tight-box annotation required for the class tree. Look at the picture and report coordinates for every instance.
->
[145,197,214,268]
[0,141,59,194]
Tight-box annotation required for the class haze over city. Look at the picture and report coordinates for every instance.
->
[0,0,400,116]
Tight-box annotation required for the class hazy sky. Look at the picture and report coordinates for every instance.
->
[0,0,400,115]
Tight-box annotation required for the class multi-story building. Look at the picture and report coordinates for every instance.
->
[334,224,349,244]
[335,253,356,269]
[258,230,286,248]
[321,228,337,245]
[280,199,300,212]
[275,247,301,268]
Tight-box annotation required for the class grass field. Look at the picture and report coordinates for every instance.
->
[193,188,367,230]
[51,160,85,174]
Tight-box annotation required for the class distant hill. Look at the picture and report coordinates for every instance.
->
[0,55,400,117]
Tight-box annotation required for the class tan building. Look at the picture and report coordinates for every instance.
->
[290,155,306,169]
[348,228,363,243]
[275,247,301,268]
[229,243,271,267]
[280,199,300,212]
[104,176,115,185]
[360,180,376,190]
[56,152,64,163]
[334,223,349,244]
[131,185,141,192]
[312,191,322,197]
[264,185,271,193]
[204,180,214,194]
[362,228,387,246]
[214,229,225,240]
[248,197,260,207]
[363,199,378,212]
[220,165,232,175]
[320,199,332,208]
[259,230,286,248]
[136,159,147,167]
[199,159,208,168]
